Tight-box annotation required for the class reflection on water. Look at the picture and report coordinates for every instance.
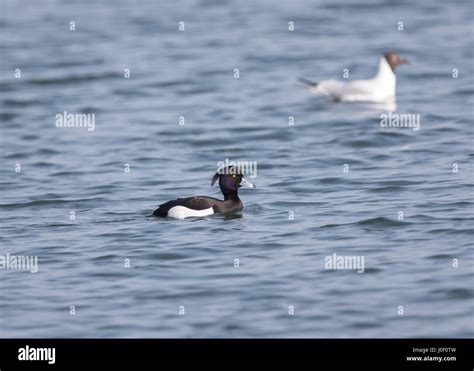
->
[223,213,244,221]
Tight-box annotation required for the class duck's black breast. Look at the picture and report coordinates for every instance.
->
[213,199,243,214]
[153,196,220,217]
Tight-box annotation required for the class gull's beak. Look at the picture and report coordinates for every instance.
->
[240,177,255,189]
[399,58,410,65]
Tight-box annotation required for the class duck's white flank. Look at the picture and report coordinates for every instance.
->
[167,206,214,220]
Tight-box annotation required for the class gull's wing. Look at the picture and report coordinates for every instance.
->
[300,77,378,102]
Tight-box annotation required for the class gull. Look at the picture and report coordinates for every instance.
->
[299,51,409,103]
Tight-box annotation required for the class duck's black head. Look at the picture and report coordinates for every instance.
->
[211,165,255,199]
[384,51,410,72]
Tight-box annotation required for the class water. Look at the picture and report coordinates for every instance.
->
[0,0,472,338]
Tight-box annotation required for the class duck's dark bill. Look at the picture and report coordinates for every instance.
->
[240,177,255,188]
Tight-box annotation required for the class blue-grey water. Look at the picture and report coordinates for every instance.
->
[0,0,473,338]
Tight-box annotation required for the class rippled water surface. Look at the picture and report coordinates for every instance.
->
[0,0,473,337]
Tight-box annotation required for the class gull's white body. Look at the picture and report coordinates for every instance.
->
[307,57,397,103]
[167,206,214,220]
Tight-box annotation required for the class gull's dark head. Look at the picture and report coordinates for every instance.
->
[384,51,410,72]
[211,165,255,195]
